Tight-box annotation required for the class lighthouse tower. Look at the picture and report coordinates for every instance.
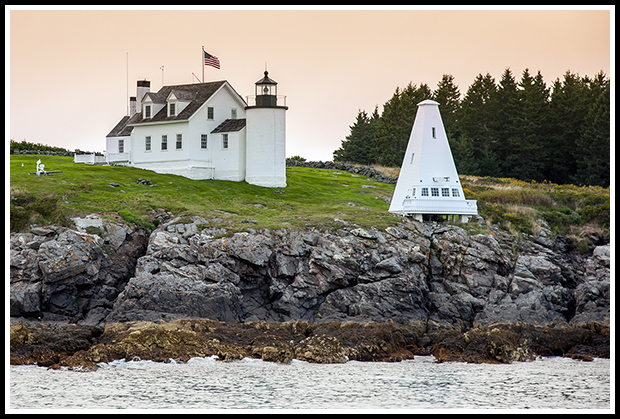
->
[388,99,478,221]
[245,70,288,187]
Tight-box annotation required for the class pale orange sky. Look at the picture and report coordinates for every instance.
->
[7,6,613,161]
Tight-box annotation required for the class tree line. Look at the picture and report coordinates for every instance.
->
[333,68,610,187]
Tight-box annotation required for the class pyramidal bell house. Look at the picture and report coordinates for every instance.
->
[389,99,478,221]
[105,71,287,187]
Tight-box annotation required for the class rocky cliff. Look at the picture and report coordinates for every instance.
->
[10,213,610,366]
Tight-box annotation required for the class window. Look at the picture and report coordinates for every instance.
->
[145,105,151,118]
[452,188,460,197]
[207,107,214,120]
[421,188,429,197]
[410,153,415,164]
[169,103,176,117]
[222,133,229,149]
[432,127,436,138]
[442,188,450,197]
[145,136,151,151]
[431,187,439,197]
[201,134,208,149]
[161,135,167,150]
[176,134,182,149]
[118,139,124,153]
[231,108,237,119]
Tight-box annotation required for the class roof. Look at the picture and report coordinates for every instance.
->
[106,115,133,137]
[417,99,440,107]
[131,80,245,125]
[255,71,277,85]
[211,118,246,133]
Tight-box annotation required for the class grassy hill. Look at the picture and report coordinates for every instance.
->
[9,155,397,233]
[10,154,610,251]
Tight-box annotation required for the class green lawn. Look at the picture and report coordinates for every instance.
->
[10,154,398,232]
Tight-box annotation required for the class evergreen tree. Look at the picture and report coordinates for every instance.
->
[457,73,501,176]
[547,71,589,184]
[573,75,610,186]
[432,74,461,142]
[333,108,378,165]
[451,135,480,175]
[502,68,549,181]
[493,68,521,176]
[372,82,431,166]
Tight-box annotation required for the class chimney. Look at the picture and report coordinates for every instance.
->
[129,96,137,117]
[136,80,151,111]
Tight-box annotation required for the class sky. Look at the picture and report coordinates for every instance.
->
[6,6,613,162]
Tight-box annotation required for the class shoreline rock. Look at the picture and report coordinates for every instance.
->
[10,319,610,370]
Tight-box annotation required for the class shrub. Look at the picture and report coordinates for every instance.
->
[578,203,610,229]
[10,191,67,232]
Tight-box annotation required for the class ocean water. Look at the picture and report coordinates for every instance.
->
[9,356,612,411]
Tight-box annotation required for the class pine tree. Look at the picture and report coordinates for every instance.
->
[573,75,610,186]
[502,68,549,181]
[546,71,589,184]
[432,74,461,142]
[457,73,501,176]
[333,108,377,165]
[493,68,521,177]
[372,82,431,166]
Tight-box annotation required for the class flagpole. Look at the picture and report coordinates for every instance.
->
[202,46,204,83]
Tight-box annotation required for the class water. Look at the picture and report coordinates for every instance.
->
[9,356,612,411]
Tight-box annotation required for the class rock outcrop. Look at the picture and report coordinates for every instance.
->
[10,219,149,325]
[101,217,610,329]
[9,212,610,366]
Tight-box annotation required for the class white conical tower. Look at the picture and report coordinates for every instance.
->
[388,99,477,221]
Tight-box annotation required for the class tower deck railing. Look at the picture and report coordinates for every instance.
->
[245,95,287,107]
[401,198,478,215]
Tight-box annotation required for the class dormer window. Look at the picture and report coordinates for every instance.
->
[145,105,151,119]
[169,103,176,117]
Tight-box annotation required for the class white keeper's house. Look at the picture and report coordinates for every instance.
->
[105,71,288,187]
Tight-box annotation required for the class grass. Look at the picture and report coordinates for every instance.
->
[9,155,398,233]
[10,155,610,249]
[461,175,610,243]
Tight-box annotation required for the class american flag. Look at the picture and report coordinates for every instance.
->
[204,51,220,69]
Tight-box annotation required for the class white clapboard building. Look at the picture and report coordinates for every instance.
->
[388,99,478,221]
[105,71,288,187]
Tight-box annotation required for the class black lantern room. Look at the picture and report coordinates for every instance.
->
[254,71,278,107]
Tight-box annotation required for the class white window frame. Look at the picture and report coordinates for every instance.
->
[222,133,229,149]
[431,187,440,197]
[169,102,176,117]
[145,105,151,119]
[441,188,450,197]
[176,133,183,150]
[421,188,429,197]
[452,188,460,197]
[161,135,167,151]
[201,134,208,150]
[207,107,214,120]
[145,136,151,152]
[118,139,124,153]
